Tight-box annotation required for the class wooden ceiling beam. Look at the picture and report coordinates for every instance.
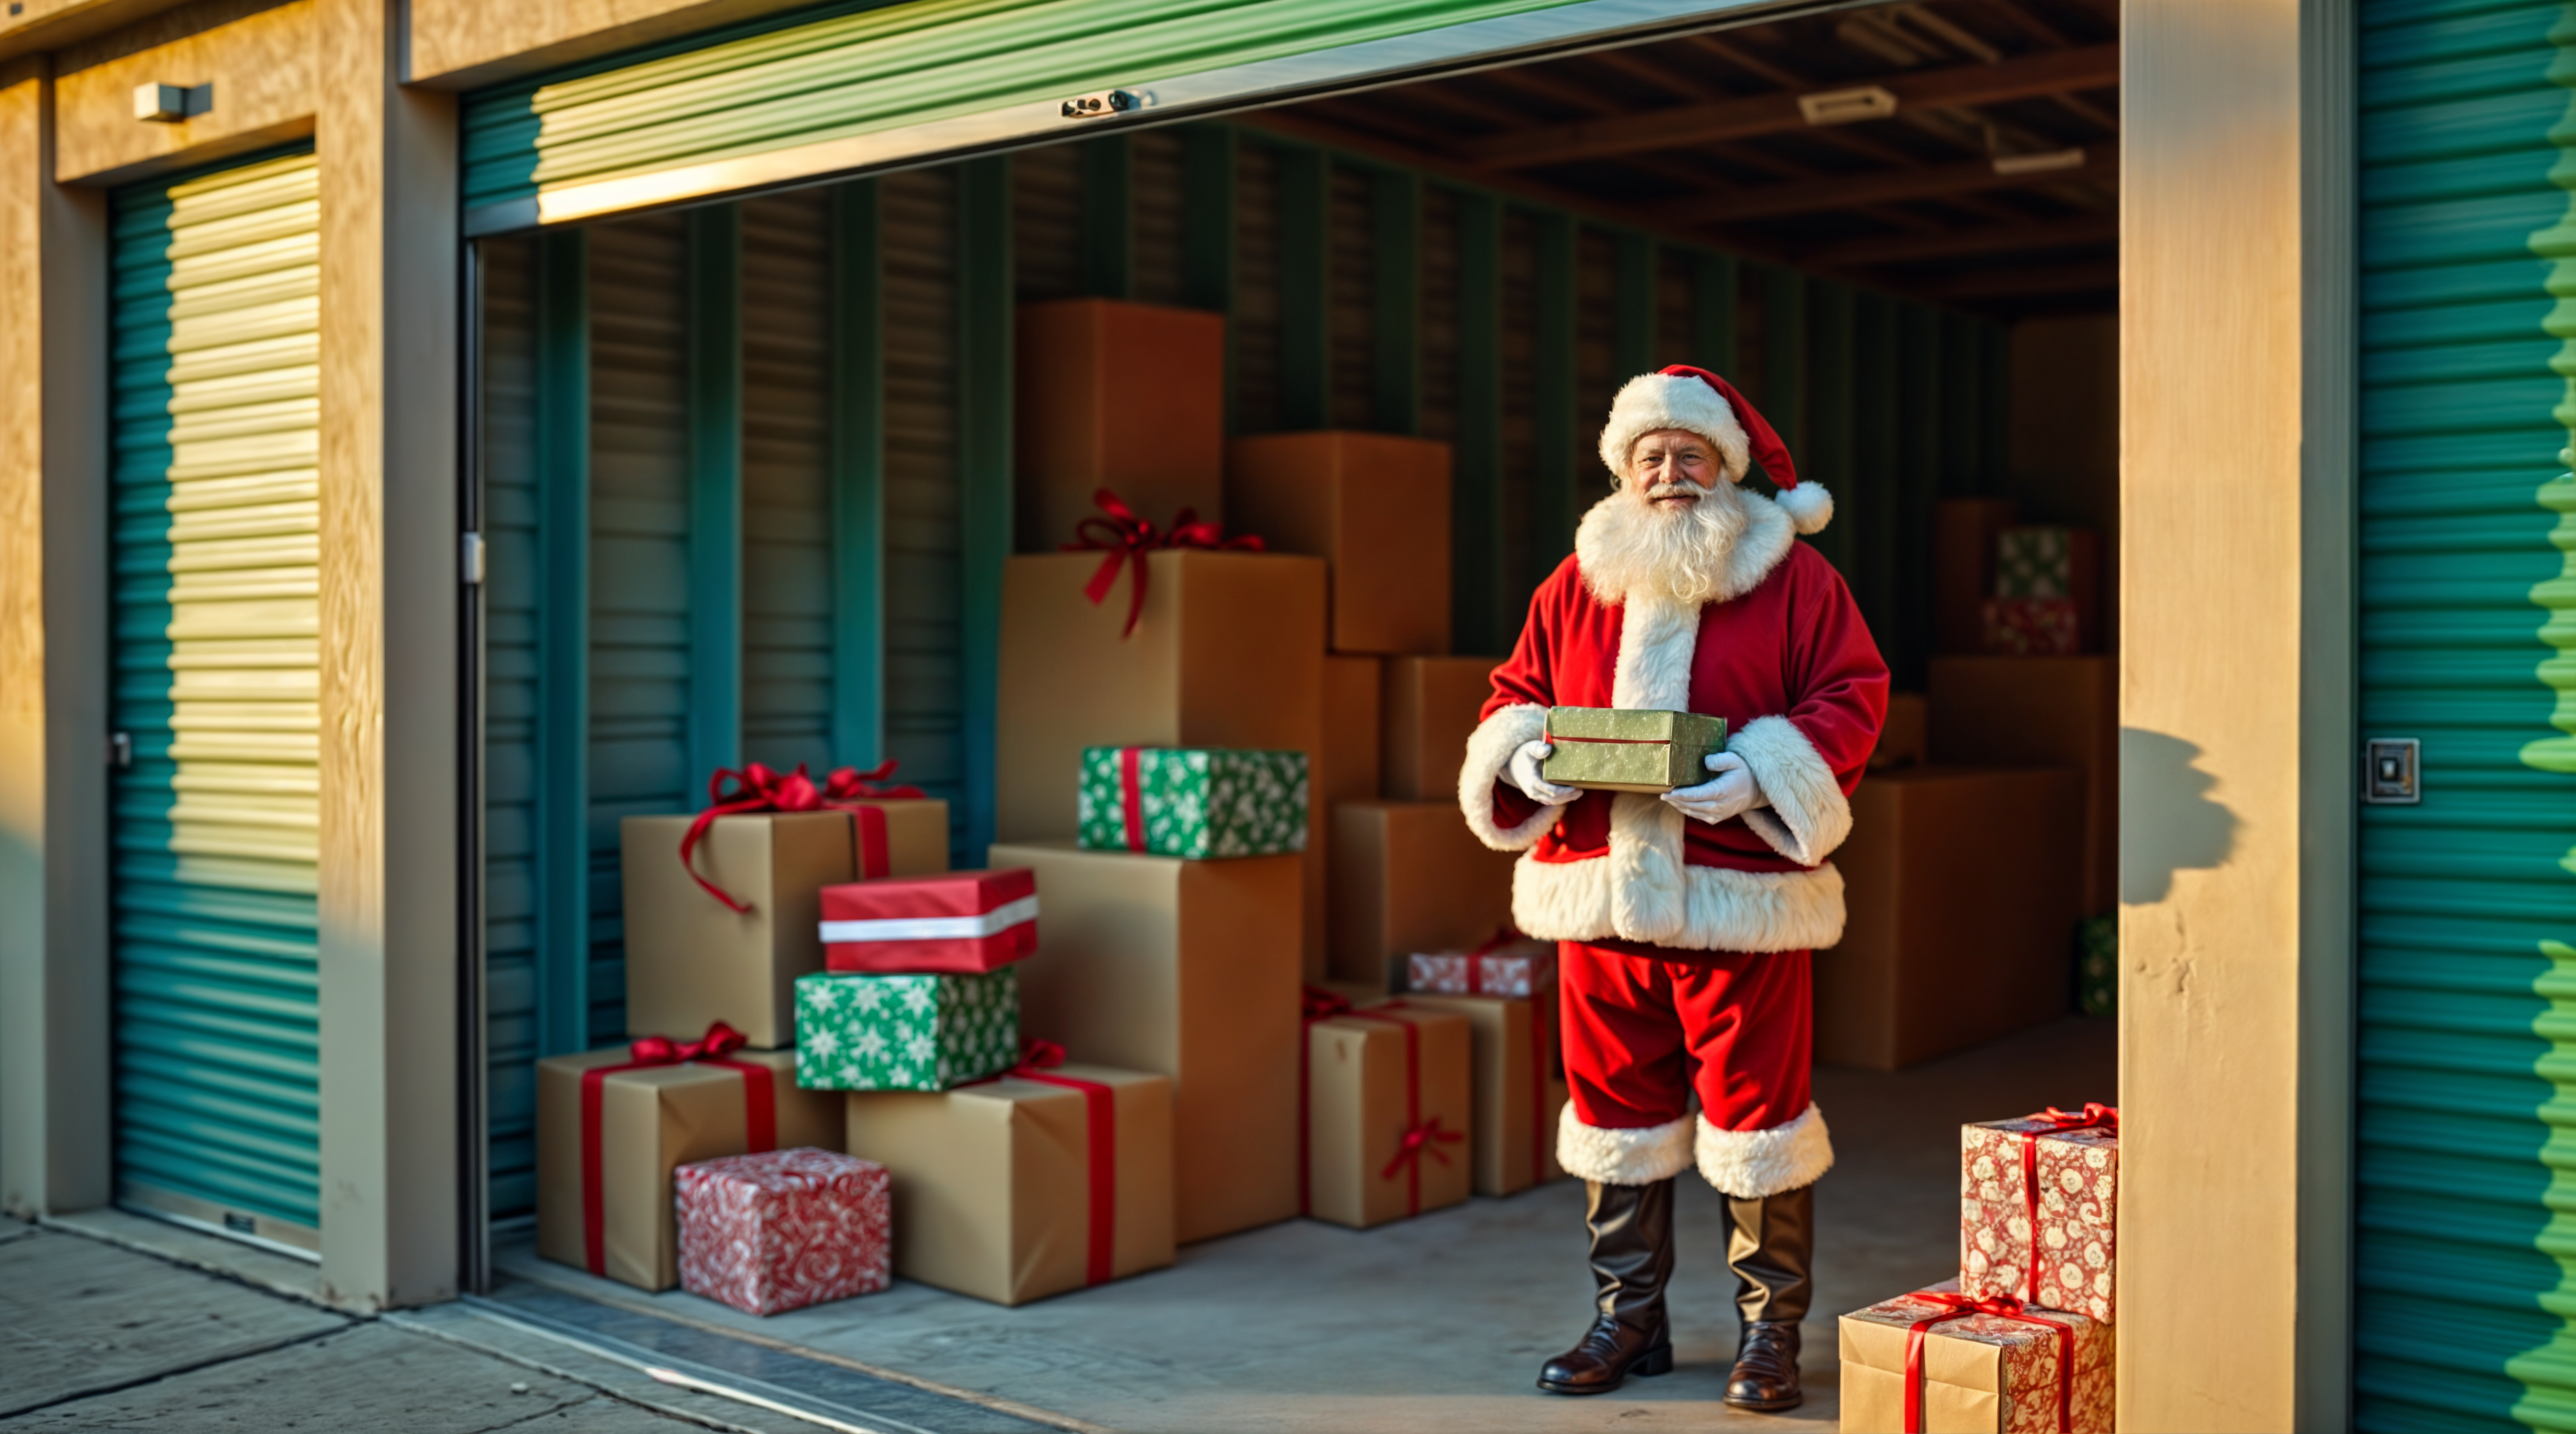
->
[1813,214,2117,267]
[1462,43,2119,170]
[1666,146,2116,223]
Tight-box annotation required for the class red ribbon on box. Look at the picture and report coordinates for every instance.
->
[1296,988,1461,1218]
[1901,1290,2077,1434]
[579,1020,776,1279]
[967,1038,1117,1287]
[2011,1103,2116,1303]
[1118,747,1148,852]
[1064,488,1265,639]
[679,760,927,911]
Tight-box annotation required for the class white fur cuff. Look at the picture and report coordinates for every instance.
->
[1460,704,1558,851]
[1729,714,1852,867]
[1557,1105,1696,1186]
[1697,1103,1833,1198]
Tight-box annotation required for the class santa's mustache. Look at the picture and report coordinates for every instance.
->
[1641,481,1707,503]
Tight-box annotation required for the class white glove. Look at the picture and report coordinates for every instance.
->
[1662,751,1762,825]
[1507,740,1582,806]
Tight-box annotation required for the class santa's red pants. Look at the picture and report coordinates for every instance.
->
[1558,940,1813,1136]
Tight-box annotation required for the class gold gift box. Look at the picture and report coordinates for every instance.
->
[1540,707,1728,793]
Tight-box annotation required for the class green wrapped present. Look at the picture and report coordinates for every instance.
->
[1996,526,2090,600]
[1540,708,1729,793]
[1077,746,1309,858]
[2075,914,2116,1018]
[794,968,1019,1091]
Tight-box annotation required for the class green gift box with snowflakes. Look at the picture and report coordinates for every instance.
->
[1993,526,2094,601]
[1075,746,1310,859]
[792,968,1020,1092]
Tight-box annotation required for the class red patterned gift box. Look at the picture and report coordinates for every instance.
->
[1404,935,1555,999]
[1960,1105,2119,1325]
[818,868,1038,975]
[674,1147,891,1316]
[1979,597,2081,657]
[1838,1282,2112,1433]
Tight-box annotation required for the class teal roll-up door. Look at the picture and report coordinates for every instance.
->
[108,150,323,1255]
[2355,1,2576,1425]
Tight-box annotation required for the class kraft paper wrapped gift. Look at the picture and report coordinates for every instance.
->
[1077,746,1309,858]
[1934,497,2018,655]
[1398,993,1565,1197]
[993,840,1302,1243]
[1328,801,1515,986]
[792,969,1020,1091]
[1380,655,1499,801]
[1224,430,1453,656]
[619,811,853,1050]
[1960,1109,2120,1324]
[1306,654,1384,981]
[674,1147,891,1316]
[1927,655,2116,917]
[845,1062,1175,1306]
[1872,691,1929,772]
[1301,998,1473,1228]
[535,1042,843,1292]
[996,550,1323,845]
[1838,1282,2113,1433]
[1539,708,1729,792]
[1015,299,1225,553]
[819,868,1037,975]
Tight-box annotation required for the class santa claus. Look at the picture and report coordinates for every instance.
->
[1460,365,1886,1411]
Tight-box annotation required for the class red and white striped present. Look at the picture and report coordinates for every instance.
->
[818,867,1038,974]
[1406,937,1556,999]
[673,1147,891,1316]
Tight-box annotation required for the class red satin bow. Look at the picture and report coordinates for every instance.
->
[627,1020,748,1065]
[1301,987,1353,1022]
[579,1021,775,1279]
[1008,1037,1069,1074]
[2031,1102,2118,1132]
[680,760,926,911]
[2003,1102,2117,1306]
[1065,488,1265,638]
[1380,1115,1463,1181]
[1901,1289,2077,1434]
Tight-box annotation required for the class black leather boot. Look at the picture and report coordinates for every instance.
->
[1723,1183,1814,1411]
[1536,1179,1676,1395]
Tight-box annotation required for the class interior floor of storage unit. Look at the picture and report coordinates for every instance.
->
[493,1014,2114,1432]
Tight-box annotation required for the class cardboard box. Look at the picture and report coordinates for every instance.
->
[991,841,1302,1243]
[1400,993,1565,1197]
[792,969,1019,1091]
[1871,692,1928,771]
[1015,299,1225,552]
[1927,655,2116,914]
[840,798,951,879]
[535,1048,843,1291]
[619,812,855,1050]
[1328,801,1516,987]
[819,867,1034,974]
[1839,1281,2113,1433]
[844,1064,1175,1306]
[1303,1002,1473,1227]
[1224,431,1452,655]
[1817,767,2085,1070]
[1308,655,1384,981]
[1934,497,2018,655]
[996,551,1324,845]
[1380,655,1496,802]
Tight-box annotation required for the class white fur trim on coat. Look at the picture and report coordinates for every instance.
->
[1599,370,1753,483]
[1774,481,1833,535]
[1557,1104,1696,1186]
[1727,714,1853,867]
[1697,1103,1834,1198]
[1460,704,1557,851]
[1511,850,1845,952]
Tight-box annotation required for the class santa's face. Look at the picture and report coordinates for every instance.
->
[1626,428,1723,512]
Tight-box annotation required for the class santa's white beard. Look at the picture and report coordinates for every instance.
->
[1575,478,1753,608]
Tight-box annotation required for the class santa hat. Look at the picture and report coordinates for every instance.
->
[1597,364,1833,535]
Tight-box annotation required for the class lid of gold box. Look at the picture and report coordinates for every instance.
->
[1545,707,1727,744]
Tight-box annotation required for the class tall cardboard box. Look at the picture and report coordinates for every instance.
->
[1933,497,2018,654]
[1330,801,1517,986]
[991,841,1302,1243]
[1816,766,2086,1070]
[1927,655,2116,914]
[618,811,856,1050]
[996,551,1324,843]
[1224,431,1452,655]
[1015,299,1226,552]
[1381,655,1499,801]
[1307,655,1384,981]
[1870,692,1928,770]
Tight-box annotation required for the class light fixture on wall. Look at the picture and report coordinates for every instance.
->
[133,82,213,123]
[1798,86,1899,126]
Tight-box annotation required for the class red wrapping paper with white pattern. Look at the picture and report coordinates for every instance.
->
[674,1147,891,1316]
[1960,1116,2119,1324]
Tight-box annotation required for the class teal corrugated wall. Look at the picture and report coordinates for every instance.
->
[2355,1,2576,1426]
[108,150,324,1246]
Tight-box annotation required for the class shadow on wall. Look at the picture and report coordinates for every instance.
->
[2118,728,2238,904]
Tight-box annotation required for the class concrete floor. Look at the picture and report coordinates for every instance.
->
[495,1014,2118,1433]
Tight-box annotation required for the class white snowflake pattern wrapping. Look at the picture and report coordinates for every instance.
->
[674,1147,892,1316]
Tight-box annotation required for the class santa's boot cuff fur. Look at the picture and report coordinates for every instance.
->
[1555,1104,1696,1186]
[1696,1103,1834,1198]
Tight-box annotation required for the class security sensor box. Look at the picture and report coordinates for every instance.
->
[1540,707,1728,793]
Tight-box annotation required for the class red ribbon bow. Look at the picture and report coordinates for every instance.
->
[2007,1103,2118,1304]
[967,1037,1118,1287]
[626,1020,750,1066]
[679,760,927,911]
[1379,1114,1463,1181]
[1901,1289,2077,1434]
[1297,989,1455,1218]
[1064,488,1265,638]
[579,1021,775,1280]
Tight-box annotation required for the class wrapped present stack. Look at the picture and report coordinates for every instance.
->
[1838,1104,2120,1431]
[1980,525,2101,658]
[1395,935,1568,1198]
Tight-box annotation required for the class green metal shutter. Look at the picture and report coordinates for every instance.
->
[108,150,323,1255]
[2355,1,2576,1426]
[741,190,836,774]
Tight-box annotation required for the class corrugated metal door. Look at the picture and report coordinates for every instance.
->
[108,150,323,1255]
[2355,1,2576,1425]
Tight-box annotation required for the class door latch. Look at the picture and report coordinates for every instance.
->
[1061,87,1150,119]
[2364,737,2419,804]
[107,731,131,769]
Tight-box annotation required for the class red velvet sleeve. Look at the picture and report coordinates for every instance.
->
[1477,557,1582,831]
[1781,551,1890,796]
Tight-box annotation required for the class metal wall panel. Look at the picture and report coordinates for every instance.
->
[2354,1,2576,1426]
[1013,142,1083,303]
[741,191,836,774]
[1328,162,1375,431]
[882,168,966,802]
[1232,141,1281,435]
[108,150,324,1252]
[1131,130,1189,309]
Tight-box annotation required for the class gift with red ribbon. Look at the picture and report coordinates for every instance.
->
[1064,488,1266,639]
[675,1147,892,1316]
[1401,977,1567,1197]
[1960,1103,2120,1323]
[535,1023,843,1292]
[1076,745,1309,859]
[1298,987,1472,1228]
[674,760,943,913]
[1837,1280,2112,1433]
[844,1038,1175,1306]
[818,868,1038,975]
[1404,931,1556,999]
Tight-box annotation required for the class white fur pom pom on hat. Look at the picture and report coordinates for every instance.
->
[1599,364,1832,535]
